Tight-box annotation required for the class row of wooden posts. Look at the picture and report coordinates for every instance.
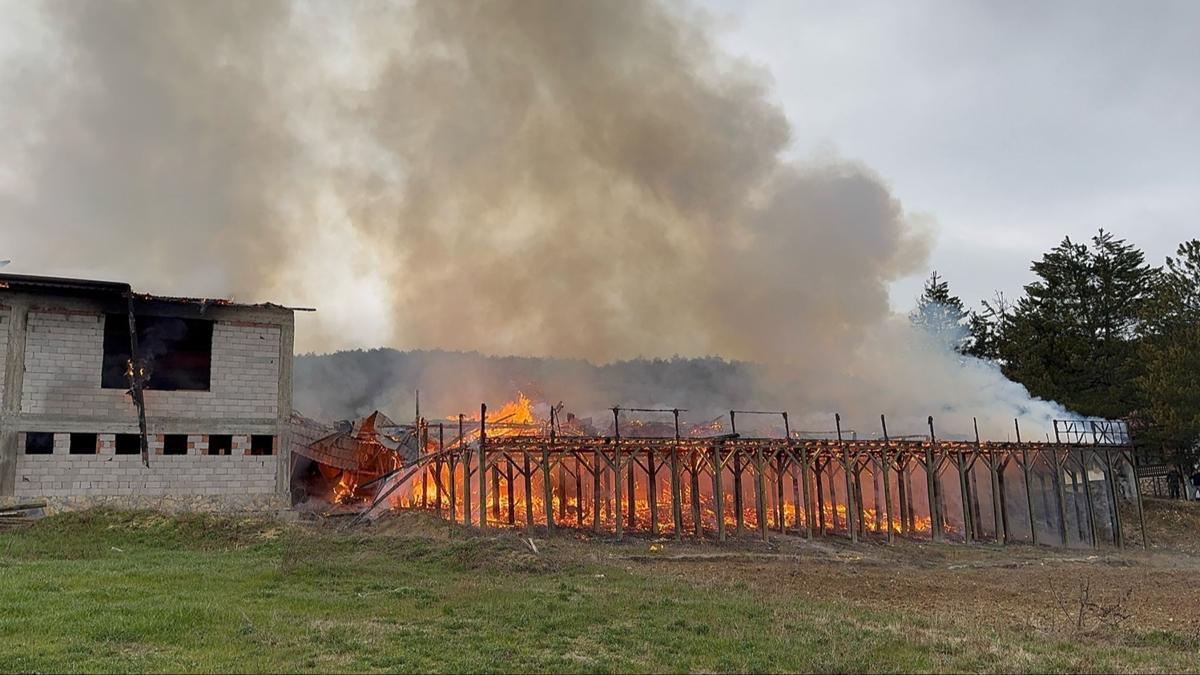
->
[396,407,1147,549]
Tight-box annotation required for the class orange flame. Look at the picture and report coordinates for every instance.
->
[332,472,358,504]
[391,394,946,538]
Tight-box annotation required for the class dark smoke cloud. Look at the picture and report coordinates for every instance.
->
[358,0,929,368]
[2,0,294,296]
[1,0,1070,436]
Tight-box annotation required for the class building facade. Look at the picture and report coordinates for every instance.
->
[0,274,295,512]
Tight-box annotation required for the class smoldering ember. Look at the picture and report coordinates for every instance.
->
[3,1,1200,673]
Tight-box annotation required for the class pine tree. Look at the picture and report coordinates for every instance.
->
[999,230,1154,419]
[964,292,1012,361]
[1138,240,1200,465]
[910,271,969,352]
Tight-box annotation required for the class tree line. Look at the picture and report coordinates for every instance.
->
[912,230,1200,469]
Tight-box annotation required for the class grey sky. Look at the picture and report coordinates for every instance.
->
[707,0,1200,309]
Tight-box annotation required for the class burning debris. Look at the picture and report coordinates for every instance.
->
[291,411,414,509]
[293,394,1147,550]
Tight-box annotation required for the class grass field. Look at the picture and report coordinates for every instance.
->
[1,506,1199,673]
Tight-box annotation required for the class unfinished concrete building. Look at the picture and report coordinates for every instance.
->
[0,273,296,512]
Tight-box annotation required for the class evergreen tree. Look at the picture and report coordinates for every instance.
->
[964,292,1012,361]
[1138,240,1200,465]
[910,271,969,352]
[999,230,1154,419]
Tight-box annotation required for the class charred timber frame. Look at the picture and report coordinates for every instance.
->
[401,410,1146,550]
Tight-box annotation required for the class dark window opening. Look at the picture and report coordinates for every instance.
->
[163,434,189,455]
[208,434,233,456]
[24,432,54,455]
[69,433,98,455]
[115,434,141,455]
[250,435,274,456]
[102,314,213,391]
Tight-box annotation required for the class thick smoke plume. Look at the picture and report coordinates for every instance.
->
[1,0,1070,437]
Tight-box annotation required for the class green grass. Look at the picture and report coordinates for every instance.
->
[0,510,1195,673]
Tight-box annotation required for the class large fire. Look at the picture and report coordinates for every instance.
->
[305,394,1132,549]
[371,393,945,538]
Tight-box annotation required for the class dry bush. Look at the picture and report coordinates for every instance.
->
[1047,577,1134,636]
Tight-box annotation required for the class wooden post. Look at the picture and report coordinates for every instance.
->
[776,455,786,533]
[435,425,445,516]
[712,443,725,542]
[447,430,457,525]
[491,463,501,524]
[956,448,973,544]
[730,411,745,538]
[997,456,1011,544]
[612,408,623,541]
[558,461,567,525]
[576,454,584,528]
[523,450,534,530]
[800,445,813,539]
[1103,450,1124,549]
[754,444,767,541]
[790,459,802,535]
[690,449,703,539]
[902,457,915,533]
[1127,449,1148,550]
[926,416,943,543]
[420,424,428,510]
[979,419,1005,544]
[648,446,659,536]
[881,415,894,544]
[837,414,857,542]
[542,446,555,534]
[671,410,683,540]
[827,458,840,531]
[477,405,487,531]
[854,461,867,538]
[506,456,516,526]
[626,452,636,532]
[815,459,827,535]
[1078,450,1098,548]
[1019,437,1038,545]
[592,444,603,534]
[872,458,883,533]
[1066,461,1085,542]
[544,409,557,534]
[460,415,471,527]
[1050,449,1070,546]
[969,464,984,539]
[733,452,745,537]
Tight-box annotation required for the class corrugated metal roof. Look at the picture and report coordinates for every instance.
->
[0,273,313,312]
[0,273,130,294]
[292,411,411,473]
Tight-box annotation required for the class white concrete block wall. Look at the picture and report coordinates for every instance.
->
[13,453,279,499]
[208,322,281,419]
[20,310,281,420]
[189,434,206,455]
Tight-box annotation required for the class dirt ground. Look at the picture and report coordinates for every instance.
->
[619,498,1200,638]
[363,497,1200,642]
